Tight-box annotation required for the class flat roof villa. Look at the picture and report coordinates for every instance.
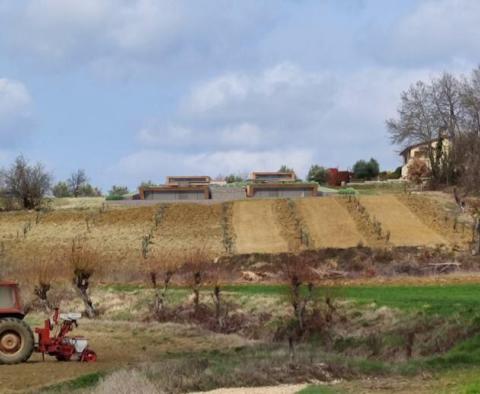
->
[139,185,210,200]
[246,183,317,198]
[166,176,211,185]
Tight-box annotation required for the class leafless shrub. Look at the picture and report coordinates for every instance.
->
[23,220,32,239]
[32,259,56,313]
[280,253,319,359]
[221,202,235,254]
[67,238,101,318]
[141,231,154,259]
[181,247,214,312]
[204,262,229,330]
[145,249,179,318]
[153,204,167,229]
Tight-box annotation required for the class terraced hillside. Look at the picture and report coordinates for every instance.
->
[296,197,365,248]
[232,200,289,254]
[359,195,447,246]
[0,195,455,273]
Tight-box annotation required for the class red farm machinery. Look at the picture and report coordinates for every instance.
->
[0,281,96,364]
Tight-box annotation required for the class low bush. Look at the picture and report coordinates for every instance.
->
[105,194,124,201]
[338,187,357,195]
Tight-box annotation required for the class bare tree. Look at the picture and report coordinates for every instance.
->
[68,169,88,197]
[0,155,52,209]
[386,75,459,186]
[181,247,213,313]
[67,239,100,318]
[282,253,317,335]
[388,67,480,191]
[145,250,179,317]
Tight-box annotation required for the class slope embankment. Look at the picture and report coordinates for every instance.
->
[359,195,447,246]
[296,197,365,248]
[232,200,289,254]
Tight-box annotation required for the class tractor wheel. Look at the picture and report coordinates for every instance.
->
[0,318,34,364]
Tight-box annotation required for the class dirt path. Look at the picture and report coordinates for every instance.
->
[297,197,365,248]
[232,200,289,254]
[360,195,446,246]
[191,384,308,394]
[0,320,247,393]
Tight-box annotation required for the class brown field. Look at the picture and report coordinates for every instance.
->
[296,197,365,248]
[151,203,225,256]
[360,195,446,246]
[232,200,289,254]
[0,194,464,276]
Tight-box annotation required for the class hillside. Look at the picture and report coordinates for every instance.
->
[0,194,465,276]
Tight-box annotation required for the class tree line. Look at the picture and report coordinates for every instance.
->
[387,66,480,193]
[0,156,102,210]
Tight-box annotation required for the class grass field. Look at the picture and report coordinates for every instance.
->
[0,280,473,393]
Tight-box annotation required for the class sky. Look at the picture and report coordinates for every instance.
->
[0,0,479,191]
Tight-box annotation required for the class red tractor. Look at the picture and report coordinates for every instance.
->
[0,281,96,364]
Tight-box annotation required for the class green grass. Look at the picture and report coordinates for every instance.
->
[103,281,480,317]
[347,181,406,195]
[225,283,480,316]
[41,372,104,393]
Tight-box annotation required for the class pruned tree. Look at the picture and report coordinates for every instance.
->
[205,262,227,330]
[0,155,52,210]
[282,253,318,335]
[281,253,319,360]
[67,239,100,318]
[181,247,213,313]
[145,249,179,317]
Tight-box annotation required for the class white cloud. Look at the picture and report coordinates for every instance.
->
[137,123,193,147]
[115,148,314,184]
[220,123,263,148]
[0,0,274,77]
[387,0,480,65]
[0,78,33,145]
[116,62,451,185]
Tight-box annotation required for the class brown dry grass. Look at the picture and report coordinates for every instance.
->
[232,200,289,254]
[150,203,224,256]
[273,199,303,252]
[399,194,471,248]
[359,195,446,247]
[297,197,365,248]
[0,195,472,283]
